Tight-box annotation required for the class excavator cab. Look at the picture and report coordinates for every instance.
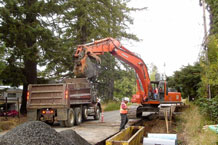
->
[150,81,168,102]
[150,80,181,103]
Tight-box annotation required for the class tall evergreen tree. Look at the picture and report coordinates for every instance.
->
[0,0,67,114]
[0,0,142,114]
[59,0,141,100]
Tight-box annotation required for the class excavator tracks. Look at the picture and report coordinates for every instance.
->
[127,104,180,120]
[127,104,141,119]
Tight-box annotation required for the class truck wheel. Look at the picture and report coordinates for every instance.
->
[82,106,88,121]
[37,111,41,121]
[94,106,100,120]
[75,107,82,125]
[65,108,75,127]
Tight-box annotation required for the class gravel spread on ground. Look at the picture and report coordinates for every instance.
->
[0,121,90,145]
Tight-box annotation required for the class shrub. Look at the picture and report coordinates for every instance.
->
[195,96,218,123]
[103,101,120,111]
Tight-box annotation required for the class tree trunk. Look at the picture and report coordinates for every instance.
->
[108,77,114,100]
[20,0,37,114]
[20,59,37,114]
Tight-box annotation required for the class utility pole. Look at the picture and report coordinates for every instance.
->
[163,62,166,81]
[202,0,211,99]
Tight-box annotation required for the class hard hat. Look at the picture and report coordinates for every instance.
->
[123,97,129,102]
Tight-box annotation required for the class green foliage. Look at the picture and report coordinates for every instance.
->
[61,0,140,45]
[195,96,218,123]
[205,0,218,34]
[96,54,117,101]
[0,43,5,84]
[199,34,218,98]
[103,101,120,111]
[114,69,136,100]
[59,0,141,101]
[0,0,75,114]
[0,0,141,113]
[149,63,158,81]
[196,1,218,123]
[167,63,202,98]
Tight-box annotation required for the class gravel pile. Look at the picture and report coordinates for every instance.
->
[59,130,90,145]
[0,121,90,145]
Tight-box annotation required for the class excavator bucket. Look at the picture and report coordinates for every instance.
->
[74,56,99,79]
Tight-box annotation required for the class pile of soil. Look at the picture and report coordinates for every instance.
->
[0,121,90,145]
[141,118,177,136]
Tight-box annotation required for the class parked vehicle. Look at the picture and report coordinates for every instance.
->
[27,78,101,127]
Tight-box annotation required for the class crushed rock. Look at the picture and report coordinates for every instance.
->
[60,130,91,145]
[0,121,90,145]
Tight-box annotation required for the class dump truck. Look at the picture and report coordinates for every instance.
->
[27,78,101,127]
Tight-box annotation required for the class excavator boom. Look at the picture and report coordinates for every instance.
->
[74,37,151,103]
[73,37,182,119]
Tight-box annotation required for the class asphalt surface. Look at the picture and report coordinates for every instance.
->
[53,110,121,144]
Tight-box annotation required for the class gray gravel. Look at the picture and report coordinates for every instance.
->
[0,121,90,145]
[60,130,91,145]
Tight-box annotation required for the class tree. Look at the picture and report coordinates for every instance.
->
[199,0,218,98]
[114,69,136,101]
[0,0,142,114]
[0,41,5,84]
[0,0,67,114]
[167,63,202,99]
[149,63,160,81]
[59,0,141,100]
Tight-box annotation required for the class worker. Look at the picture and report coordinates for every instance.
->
[120,97,129,131]
[154,87,158,100]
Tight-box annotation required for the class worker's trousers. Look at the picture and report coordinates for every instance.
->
[120,114,128,131]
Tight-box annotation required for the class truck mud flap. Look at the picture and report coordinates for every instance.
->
[27,109,37,121]
[57,109,68,121]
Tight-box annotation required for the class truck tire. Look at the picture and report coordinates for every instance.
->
[94,106,100,120]
[37,111,41,121]
[65,108,75,127]
[82,106,88,121]
[75,107,82,125]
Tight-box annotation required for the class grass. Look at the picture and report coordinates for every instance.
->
[176,102,218,145]
[0,117,27,132]
[102,101,120,112]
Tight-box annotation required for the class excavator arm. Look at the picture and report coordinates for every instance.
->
[73,37,151,103]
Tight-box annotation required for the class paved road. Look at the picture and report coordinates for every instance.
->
[53,110,152,144]
[54,110,121,144]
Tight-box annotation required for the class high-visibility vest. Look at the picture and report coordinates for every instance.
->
[120,102,128,114]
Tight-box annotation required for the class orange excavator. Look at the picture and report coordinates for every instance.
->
[73,37,182,118]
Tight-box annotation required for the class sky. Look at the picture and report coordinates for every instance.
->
[124,0,209,76]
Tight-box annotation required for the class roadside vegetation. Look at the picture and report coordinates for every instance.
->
[102,101,120,112]
[0,117,26,132]
[176,103,218,145]
[167,2,218,135]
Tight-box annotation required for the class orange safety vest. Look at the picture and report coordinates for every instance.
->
[120,101,128,114]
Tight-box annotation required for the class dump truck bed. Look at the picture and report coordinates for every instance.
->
[27,78,92,109]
